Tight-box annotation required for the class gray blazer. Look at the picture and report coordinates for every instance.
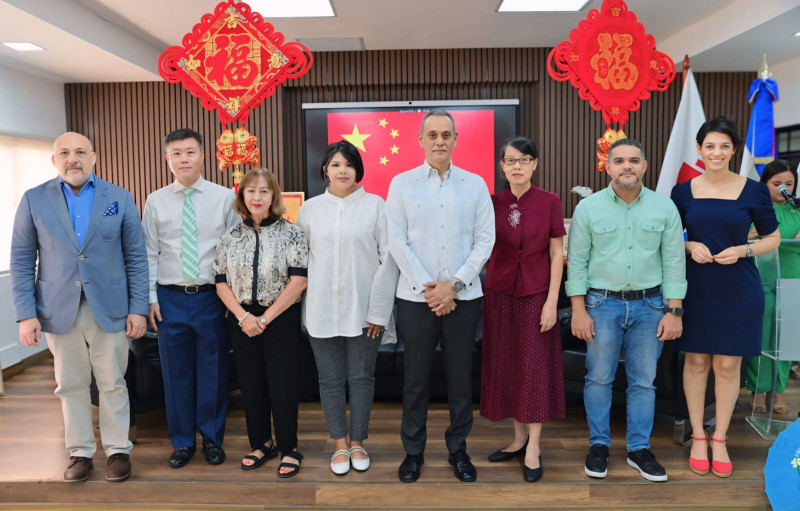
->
[10,176,149,335]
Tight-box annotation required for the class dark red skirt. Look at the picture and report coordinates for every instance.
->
[480,289,566,423]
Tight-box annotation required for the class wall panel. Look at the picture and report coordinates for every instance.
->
[65,49,754,217]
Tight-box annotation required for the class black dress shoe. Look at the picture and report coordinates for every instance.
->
[203,438,226,465]
[524,455,543,482]
[448,450,477,482]
[169,446,196,468]
[398,454,424,483]
[487,441,528,462]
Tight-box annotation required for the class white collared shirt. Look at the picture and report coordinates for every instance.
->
[296,186,399,338]
[141,176,240,303]
[385,161,495,302]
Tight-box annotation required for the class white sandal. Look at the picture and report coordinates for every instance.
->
[349,446,370,471]
[330,449,351,475]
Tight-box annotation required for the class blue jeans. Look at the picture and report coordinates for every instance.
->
[583,290,665,451]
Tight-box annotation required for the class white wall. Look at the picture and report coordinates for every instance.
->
[772,56,800,128]
[0,273,48,370]
[0,63,63,369]
[0,62,66,141]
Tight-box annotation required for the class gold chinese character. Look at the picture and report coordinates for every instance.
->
[225,97,241,113]
[611,7,621,16]
[184,56,201,72]
[270,52,284,69]
[590,32,638,91]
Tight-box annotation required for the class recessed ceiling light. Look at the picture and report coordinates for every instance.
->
[795,31,800,37]
[3,42,45,51]
[246,0,334,18]
[498,0,590,12]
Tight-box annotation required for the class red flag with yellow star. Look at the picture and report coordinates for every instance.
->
[327,110,496,199]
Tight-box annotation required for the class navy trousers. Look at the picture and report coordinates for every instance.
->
[157,286,229,448]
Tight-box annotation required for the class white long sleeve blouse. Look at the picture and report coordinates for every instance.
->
[296,186,399,340]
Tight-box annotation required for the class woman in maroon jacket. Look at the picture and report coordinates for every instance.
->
[480,137,566,482]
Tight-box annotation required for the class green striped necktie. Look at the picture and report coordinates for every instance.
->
[181,187,200,282]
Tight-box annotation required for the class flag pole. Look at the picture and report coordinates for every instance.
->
[682,55,690,88]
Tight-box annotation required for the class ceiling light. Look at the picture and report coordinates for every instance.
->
[795,31,800,37]
[3,42,45,51]
[246,0,334,18]
[498,0,590,12]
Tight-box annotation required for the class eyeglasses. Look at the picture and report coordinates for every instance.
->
[502,157,535,166]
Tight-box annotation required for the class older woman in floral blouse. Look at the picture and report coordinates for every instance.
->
[213,168,309,478]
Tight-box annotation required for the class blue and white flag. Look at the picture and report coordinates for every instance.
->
[740,77,779,180]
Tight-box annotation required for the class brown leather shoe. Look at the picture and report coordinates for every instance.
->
[64,456,93,483]
[106,453,131,482]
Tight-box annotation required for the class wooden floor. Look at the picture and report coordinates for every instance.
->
[0,358,793,510]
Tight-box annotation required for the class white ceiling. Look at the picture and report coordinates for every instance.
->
[0,0,798,83]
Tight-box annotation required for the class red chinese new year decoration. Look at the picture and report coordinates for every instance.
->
[158,0,312,126]
[216,127,260,182]
[595,128,627,173]
[158,0,313,187]
[547,0,675,171]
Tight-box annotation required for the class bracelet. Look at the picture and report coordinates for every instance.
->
[237,311,250,326]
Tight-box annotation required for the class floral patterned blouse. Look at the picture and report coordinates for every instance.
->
[213,216,308,306]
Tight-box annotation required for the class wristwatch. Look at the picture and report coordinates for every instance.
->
[451,278,465,293]
[746,244,754,258]
[666,307,684,317]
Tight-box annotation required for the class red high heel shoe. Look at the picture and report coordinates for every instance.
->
[688,435,709,475]
[710,435,732,478]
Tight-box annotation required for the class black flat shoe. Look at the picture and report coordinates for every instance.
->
[203,438,226,465]
[448,450,477,482]
[241,441,278,470]
[524,456,543,482]
[488,440,528,462]
[398,454,424,483]
[277,451,303,478]
[169,446,196,468]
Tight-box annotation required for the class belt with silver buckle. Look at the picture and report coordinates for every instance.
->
[589,286,661,300]
[163,284,214,294]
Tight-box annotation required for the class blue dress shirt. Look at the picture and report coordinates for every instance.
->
[59,173,95,248]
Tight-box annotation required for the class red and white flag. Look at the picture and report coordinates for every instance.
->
[655,69,706,197]
[327,110,496,200]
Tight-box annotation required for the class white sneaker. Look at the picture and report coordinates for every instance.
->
[330,449,350,475]
[350,446,370,471]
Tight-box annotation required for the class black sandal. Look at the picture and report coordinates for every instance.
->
[241,441,278,470]
[277,450,304,478]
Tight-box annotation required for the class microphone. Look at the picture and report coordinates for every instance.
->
[777,185,800,208]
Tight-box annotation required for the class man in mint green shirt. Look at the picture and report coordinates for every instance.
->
[566,139,686,483]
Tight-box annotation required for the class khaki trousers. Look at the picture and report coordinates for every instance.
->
[46,300,132,458]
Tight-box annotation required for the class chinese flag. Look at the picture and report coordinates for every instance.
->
[327,110,496,199]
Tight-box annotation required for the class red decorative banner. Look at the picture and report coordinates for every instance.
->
[158,0,312,126]
[547,0,675,131]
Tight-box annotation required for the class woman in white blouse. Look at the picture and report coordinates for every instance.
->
[297,140,399,475]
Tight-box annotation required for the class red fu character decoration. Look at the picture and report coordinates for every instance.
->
[158,0,313,187]
[547,0,675,172]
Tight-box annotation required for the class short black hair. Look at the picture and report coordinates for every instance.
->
[608,138,646,161]
[420,110,456,134]
[695,116,743,153]
[498,136,539,161]
[164,128,203,150]
[760,159,797,194]
[320,140,365,183]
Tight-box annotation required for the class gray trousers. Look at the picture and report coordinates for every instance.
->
[308,329,380,441]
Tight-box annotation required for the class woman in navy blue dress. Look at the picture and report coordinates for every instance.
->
[670,117,780,478]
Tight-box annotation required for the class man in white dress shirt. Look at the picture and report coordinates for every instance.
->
[385,110,495,483]
[141,129,240,468]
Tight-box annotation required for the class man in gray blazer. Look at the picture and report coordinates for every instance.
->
[10,132,149,483]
